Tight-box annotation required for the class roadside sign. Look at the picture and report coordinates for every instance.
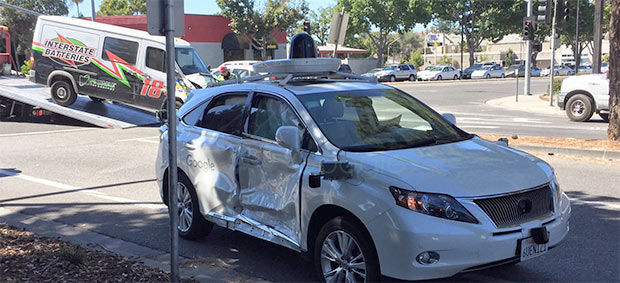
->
[426,34,443,47]
[327,10,349,45]
[147,0,185,37]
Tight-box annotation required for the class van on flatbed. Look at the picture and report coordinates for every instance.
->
[29,16,213,110]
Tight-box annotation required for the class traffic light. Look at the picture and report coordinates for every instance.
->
[523,19,534,40]
[537,0,552,25]
[563,0,570,22]
[303,20,311,34]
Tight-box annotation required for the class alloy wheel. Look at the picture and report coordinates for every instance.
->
[177,182,193,233]
[320,231,366,283]
[571,100,585,117]
[56,87,68,100]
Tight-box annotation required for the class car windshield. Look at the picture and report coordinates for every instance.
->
[480,66,492,70]
[471,64,482,69]
[429,66,444,71]
[175,48,209,75]
[383,65,398,70]
[297,89,472,152]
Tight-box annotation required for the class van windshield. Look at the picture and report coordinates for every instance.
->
[175,48,209,75]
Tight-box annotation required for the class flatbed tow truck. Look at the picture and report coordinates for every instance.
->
[0,75,157,128]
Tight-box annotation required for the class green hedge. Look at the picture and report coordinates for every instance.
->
[548,77,565,95]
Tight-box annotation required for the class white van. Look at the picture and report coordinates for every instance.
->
[29,16,214,109]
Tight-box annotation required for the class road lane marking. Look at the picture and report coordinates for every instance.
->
[0,128,96,138]
[117,136,160,144]
[0,169,165,210]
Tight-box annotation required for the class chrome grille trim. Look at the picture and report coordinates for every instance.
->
[474,184,554,228]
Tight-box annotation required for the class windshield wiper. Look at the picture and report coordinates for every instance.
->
[432,133,475,145]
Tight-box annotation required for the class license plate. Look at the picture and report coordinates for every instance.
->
[520,237,548,261]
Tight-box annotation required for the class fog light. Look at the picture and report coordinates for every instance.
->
[416,251,440,265]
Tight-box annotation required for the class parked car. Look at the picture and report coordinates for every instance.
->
[557,73,609,122]
[541,65,574,76]
[577,65,592,74]
[462,63,483,79]
[506,65,541,77]
[417,65,460,80]
[361,67,383,77]
[374,64,417,82]
[156,57,570,282]
[29,16,209,109]
[601,62,609,73]
[471,65,506,79]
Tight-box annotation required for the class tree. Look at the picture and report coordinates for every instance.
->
[556,0,595,70]
[390,32,425,62]
[308,6,333,45]
[0,0,67,58]
[70,0,85,17]
[437,55,452,65]
[505,48,515,66]
[337,0,432,67]
[217,0,308,60]
[97,0,146,16]
[429,0,524,67]
[609,0,619,140]
[408,49,424,67]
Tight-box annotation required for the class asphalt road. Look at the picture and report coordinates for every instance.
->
[392,78,609,139]
[1,119,619,282]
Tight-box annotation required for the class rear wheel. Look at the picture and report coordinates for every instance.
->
[485,74,491,79]
[437,75,442,80]
[176,173,213,239]
[501,73,505,78]
[599,113,609,122]
[50,80,77,106]
[408,74,415,81]
[565,94,594,122]
[453,75,458,80]
[314,216,380,283]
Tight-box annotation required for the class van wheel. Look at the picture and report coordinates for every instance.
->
[89,96,105,103]
[314,216,380,283]
[566,94,594,122]
[51,80,77,106]
[176,173,213,240]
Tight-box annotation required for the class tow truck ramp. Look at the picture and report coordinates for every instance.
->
[0,76,158,128]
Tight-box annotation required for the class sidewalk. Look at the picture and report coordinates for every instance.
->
[485,94,564,116]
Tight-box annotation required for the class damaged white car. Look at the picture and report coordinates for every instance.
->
[155,58,571,282]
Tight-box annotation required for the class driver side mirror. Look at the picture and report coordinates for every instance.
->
[442,113,456,125]
[276,126,300,152]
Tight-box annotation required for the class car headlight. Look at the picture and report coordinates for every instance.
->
[551,171,562,203]
[389,187,478,223]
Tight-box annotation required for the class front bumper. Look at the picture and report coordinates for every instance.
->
[557,92,567,109]
[366,192,571,281]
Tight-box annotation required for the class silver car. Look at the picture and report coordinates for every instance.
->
[374,64,417,82]
[471,65,506,79]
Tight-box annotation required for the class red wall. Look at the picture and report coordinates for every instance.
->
[86,14,286,44]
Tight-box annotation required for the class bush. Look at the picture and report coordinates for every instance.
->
[437,55,451,65]
[548,77,565,95]
[408,49,424,67]
[602,54,609,63]
[20,60,30,75]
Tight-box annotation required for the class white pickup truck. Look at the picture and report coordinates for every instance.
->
[557,73,609,122]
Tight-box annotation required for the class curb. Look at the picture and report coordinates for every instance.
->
[512,144,620,161]
[0,207,267,283]
[384,75,551,86]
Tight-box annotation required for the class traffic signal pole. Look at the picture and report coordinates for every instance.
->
[524,0,533,96]
[549,0,558,106]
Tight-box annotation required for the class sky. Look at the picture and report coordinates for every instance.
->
[67,0,337,18]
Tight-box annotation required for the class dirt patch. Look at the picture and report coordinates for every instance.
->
[0,223,195,282]
[478,134,620,152]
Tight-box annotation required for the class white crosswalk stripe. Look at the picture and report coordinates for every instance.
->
[450,112,608,132]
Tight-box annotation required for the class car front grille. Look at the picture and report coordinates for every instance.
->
[474,184,554,228]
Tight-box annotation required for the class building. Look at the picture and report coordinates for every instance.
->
[86,14,287,68]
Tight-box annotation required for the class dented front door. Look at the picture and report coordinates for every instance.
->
[237,93,306,245]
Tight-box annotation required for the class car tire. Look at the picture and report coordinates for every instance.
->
[555,71,559,76]
[389,75,396,82]
[314,216,380,283]
[565,94,594,122]
[89,96,104,103]
[437,75,442,80]
[599,113,609,123]
[485,74,491,79]
[453,75,458,80]
[409,74,415,81]
[176,173,214,240]
[51,80,78,107]
[501,73,505,78]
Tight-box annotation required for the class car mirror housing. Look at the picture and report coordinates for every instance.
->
[442,113,456,125]
[276,126,300,152]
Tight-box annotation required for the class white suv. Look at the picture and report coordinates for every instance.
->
[156,59,570,282]
[557,73,609,122]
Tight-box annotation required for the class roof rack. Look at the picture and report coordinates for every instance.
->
[206,71,378,88]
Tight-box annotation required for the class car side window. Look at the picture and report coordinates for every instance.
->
[196,94,248,135]
[248,94,318,152]
[399,65,409,70]
[102,37,139,65]
[146,47,165,72]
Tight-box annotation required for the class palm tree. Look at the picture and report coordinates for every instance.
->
[71,0,85,17]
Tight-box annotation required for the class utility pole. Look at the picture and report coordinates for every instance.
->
[91,0,96,21]
[574,0,580,73]
[592,0,604,73]
[524,0,533,95]
[460,15,464,75]
[549,0,558,106]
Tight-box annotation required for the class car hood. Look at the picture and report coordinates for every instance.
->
[343,137,551,198]
[471,70,489,75]
[418,71,440,76]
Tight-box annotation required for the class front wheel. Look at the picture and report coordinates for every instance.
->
[314,216,380,283]
[437,75,442,80]
[501,73,505,78]
[389,75,396,82]
[565,94,594,122]
[485,74,491,79]
[176,173,214,240]
[409,74,415,81]
[51,80,77,106]
[453,75,458,80]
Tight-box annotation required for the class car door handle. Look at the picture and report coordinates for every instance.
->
[241,155,262,165]
[185,142,196,150]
